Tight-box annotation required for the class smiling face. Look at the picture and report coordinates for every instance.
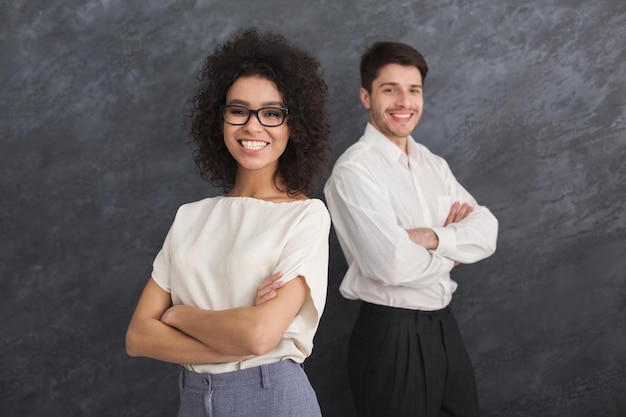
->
[360,63,424,149]
[223,75,290,176]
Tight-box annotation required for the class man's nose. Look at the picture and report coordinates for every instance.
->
[396,91,411,107]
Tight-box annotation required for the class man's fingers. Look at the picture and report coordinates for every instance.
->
[444,202,460,226]
[445,202,473,226]
[455,203,473,222]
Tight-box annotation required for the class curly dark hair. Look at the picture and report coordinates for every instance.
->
[188,28,331,196]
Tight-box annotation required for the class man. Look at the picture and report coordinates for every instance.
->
[324,41,498,417]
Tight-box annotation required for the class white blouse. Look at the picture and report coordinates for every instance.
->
[151,196,330,374]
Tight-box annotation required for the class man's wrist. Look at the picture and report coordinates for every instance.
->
[431,226,455,255]
[431,229,439,250]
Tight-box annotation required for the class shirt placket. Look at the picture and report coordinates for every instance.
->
[405,157,432,226]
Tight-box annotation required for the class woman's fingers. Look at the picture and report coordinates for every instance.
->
[254,272,284,306]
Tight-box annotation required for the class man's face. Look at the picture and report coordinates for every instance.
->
[360,63,424,145]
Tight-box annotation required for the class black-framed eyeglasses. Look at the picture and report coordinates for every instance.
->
[221,105,289,127]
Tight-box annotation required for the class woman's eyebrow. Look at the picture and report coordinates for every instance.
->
[226,99,285,107]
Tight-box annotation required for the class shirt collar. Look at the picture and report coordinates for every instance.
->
[361,123,422,166]
[406,136,424,164]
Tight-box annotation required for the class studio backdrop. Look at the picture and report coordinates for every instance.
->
[1,0,625,416]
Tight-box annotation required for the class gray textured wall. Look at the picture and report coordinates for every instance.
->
[2,0,625,416]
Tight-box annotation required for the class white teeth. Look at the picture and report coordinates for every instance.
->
[392,113,411,119]
[241,140,268,151]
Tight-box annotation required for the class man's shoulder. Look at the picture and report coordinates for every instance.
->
[326,141,384,191]
[409,139,450,167]
[334,139,381,168]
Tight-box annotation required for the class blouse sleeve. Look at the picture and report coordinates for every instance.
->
[274,201,331,332]
[150,208,182,293]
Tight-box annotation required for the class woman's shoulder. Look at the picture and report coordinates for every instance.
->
[175,195,328,220]
[177,195,222,212]
[293,198,331,229]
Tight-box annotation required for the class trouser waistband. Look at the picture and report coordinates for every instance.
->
[179,359,301,390]
[360,301,452,321]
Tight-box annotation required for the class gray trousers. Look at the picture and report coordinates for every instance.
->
[177,359,322,417]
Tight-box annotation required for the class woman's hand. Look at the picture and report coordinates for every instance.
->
[126,278,252,364]
[254,272,284,306]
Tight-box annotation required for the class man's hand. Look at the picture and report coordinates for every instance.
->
[445,202,473,267]
[407,202,474,255]
[254,272,284,306]
[444,202,473,226]
[407,228,439,250]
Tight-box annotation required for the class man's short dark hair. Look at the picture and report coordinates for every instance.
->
[360,41,429,92]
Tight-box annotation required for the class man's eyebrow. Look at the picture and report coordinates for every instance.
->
[378,82,422,88]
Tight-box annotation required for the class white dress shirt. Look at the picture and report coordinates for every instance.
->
[324,123,498,310]
[152,196,330,373]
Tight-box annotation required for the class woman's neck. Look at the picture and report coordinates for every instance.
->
[227,169,304,202]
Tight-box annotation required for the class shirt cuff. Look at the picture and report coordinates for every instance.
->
[432,226,456,257]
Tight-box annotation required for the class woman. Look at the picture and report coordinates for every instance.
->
[125,28,331,417]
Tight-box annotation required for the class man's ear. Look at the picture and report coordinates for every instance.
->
[359,87,371,110]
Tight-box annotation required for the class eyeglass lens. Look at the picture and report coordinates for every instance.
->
[222,105,287,127]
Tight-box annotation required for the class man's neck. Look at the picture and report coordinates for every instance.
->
[368,122,410,154]
[387,135,409,154]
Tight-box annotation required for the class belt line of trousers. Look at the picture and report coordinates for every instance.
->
[347,302,480,417]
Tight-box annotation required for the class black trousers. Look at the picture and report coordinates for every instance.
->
[347,302,480,417]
